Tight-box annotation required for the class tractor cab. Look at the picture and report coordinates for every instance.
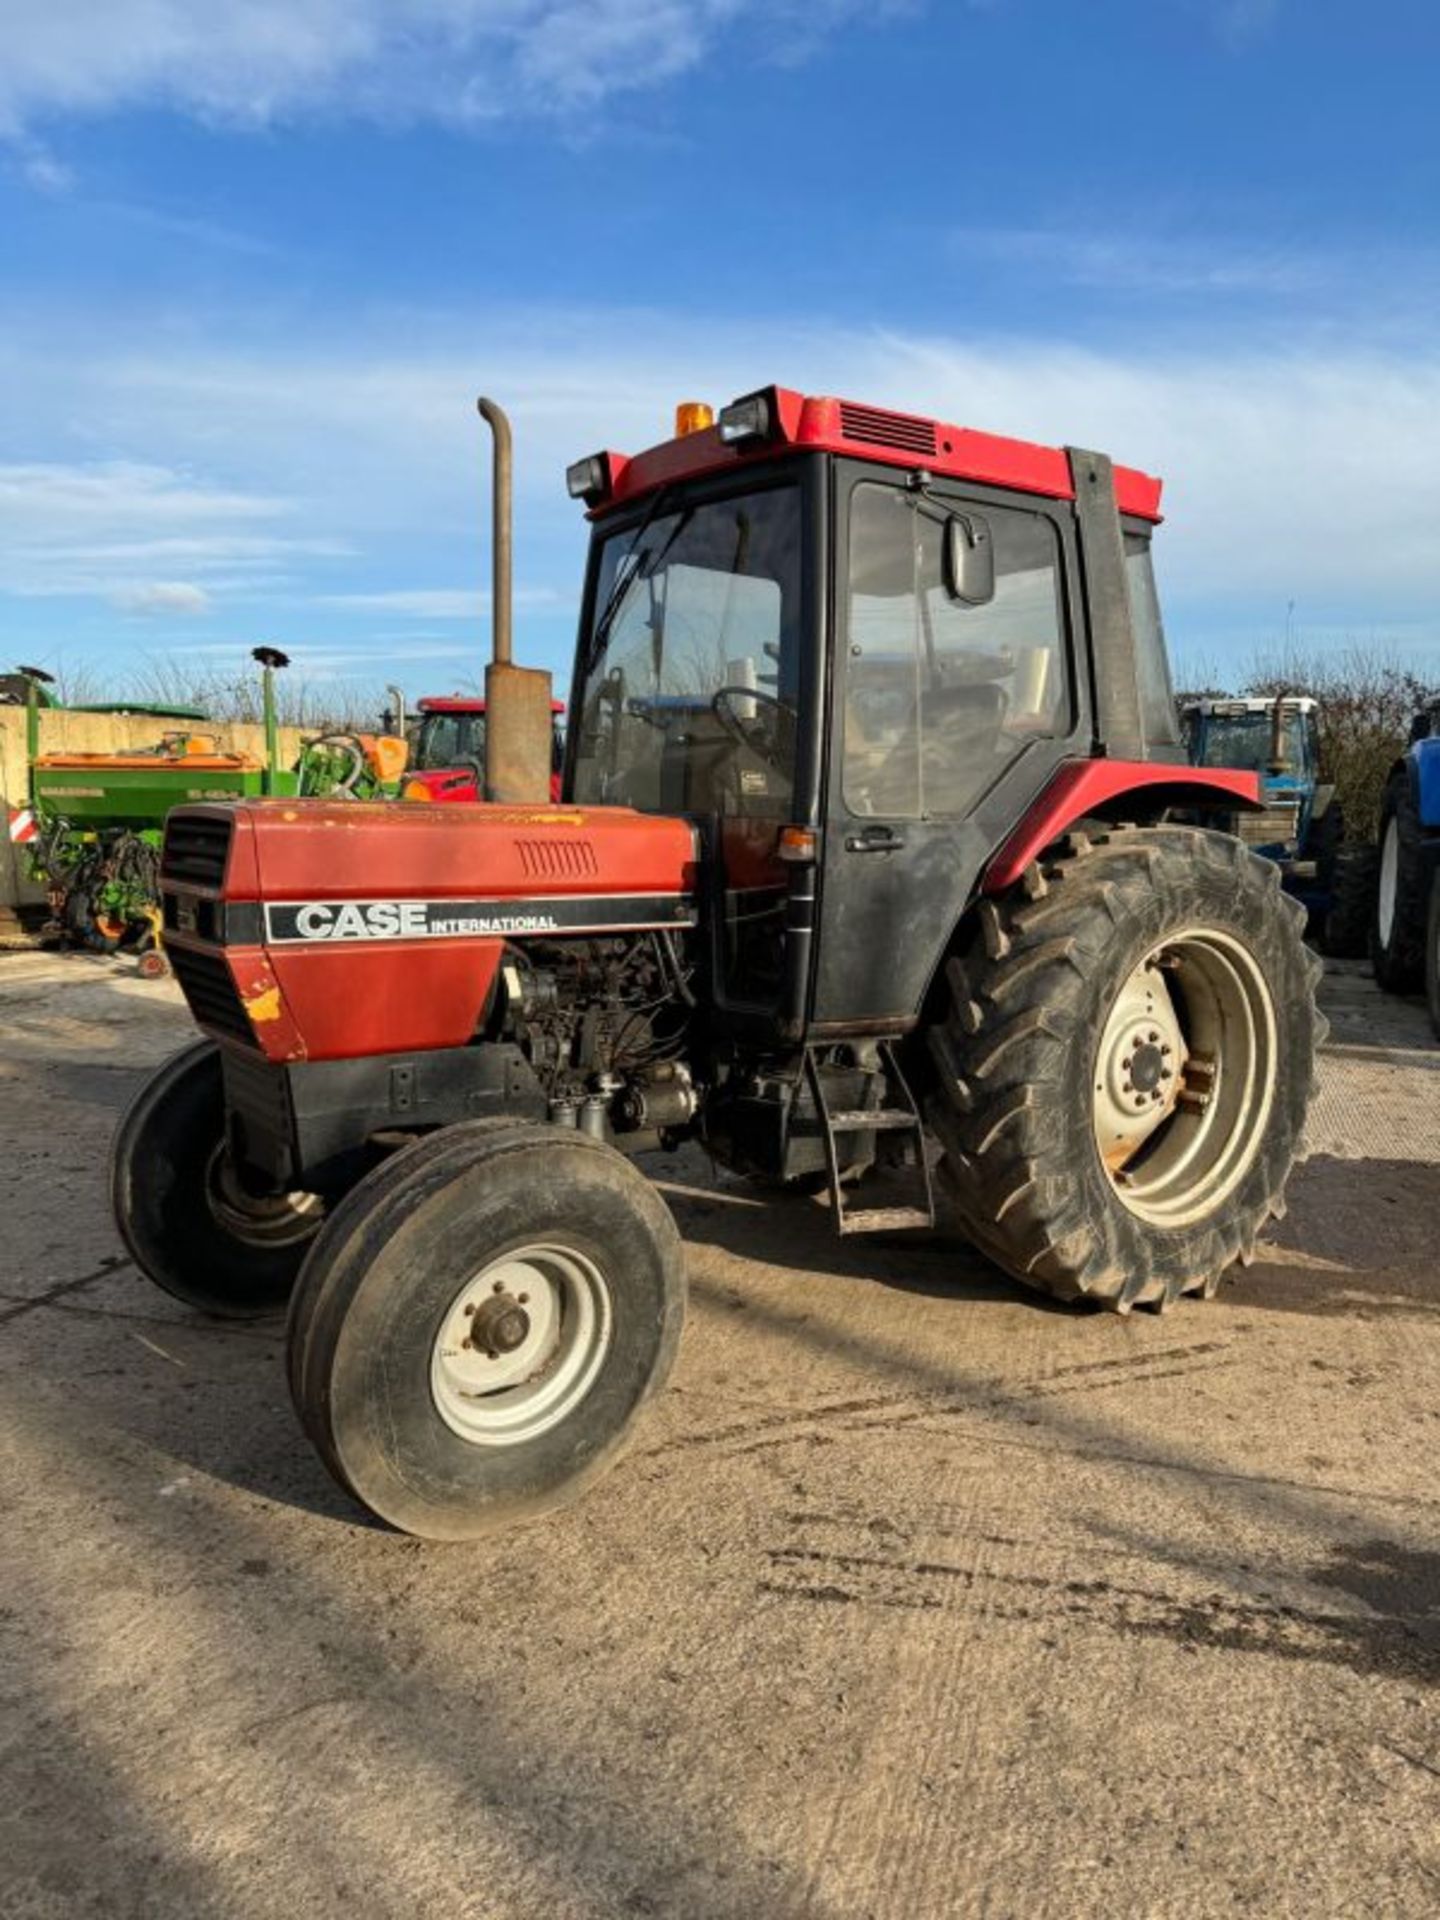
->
[564,387,1186,1032]
[1182,696,1322,857]
[405,694,566,802]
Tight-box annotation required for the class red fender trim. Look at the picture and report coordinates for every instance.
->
[982,760,1262,895]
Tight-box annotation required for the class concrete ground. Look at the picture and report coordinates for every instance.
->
[1,950,1437,1920]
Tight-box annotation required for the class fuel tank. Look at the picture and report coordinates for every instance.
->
[159,799,699,1063]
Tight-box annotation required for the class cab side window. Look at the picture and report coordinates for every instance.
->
[844,483,1067,818]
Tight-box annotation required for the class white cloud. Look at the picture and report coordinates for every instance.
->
[0,1,892,136]
[0,459,344,601]
[3,306,1438,673]
[322,586,561,618]
[15,142,72,193]
[112,581,214,617]
[949,226,1329,298]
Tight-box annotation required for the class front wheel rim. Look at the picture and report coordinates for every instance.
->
[1092,928,1278,1228]
[1378,816,1399,946]
[205,1145,323,1249]
[431,1243,613,1447]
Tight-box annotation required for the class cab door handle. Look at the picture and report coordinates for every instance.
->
[845,825,906,853]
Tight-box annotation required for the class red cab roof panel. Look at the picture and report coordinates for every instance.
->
[594,387,1162,523]
[417,696,565,714]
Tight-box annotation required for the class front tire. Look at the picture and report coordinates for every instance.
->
[111,1041,322,1317]
[927,826,1322,1311]
[286,1122,686,1540]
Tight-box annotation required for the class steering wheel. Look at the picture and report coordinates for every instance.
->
[710,686,796,776]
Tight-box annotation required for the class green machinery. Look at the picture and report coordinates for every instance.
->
[6,651,408,957]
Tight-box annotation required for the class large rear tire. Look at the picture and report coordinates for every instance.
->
[111,1041,323,1317]
[286,1121,686,1540]
[1372,771,1427,993]
[1322,842,1378,958]
[927,826,1322,1311]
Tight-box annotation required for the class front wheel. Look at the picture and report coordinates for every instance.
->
[1372,773,1427,993]
[286,1121,686,1540]
[927,826,1323,1311]
[111,1041,323,1316]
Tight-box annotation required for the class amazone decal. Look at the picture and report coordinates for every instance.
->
[261,894,696,944]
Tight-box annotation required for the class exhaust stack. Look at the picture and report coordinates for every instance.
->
[478,397,554,804]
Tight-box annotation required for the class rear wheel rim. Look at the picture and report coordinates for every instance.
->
[1378,816,1399,946]
[1092,928,1277,1228]
[431,1243,613,1447]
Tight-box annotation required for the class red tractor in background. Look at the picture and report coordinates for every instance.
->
[402,694,566,804]
[114,388,1321,1541]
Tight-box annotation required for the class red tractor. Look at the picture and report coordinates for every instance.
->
[403,694,566,804]
[114,388,1321,1540]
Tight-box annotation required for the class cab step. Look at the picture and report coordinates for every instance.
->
[836,1206,935,1234]
[803,1042,935,1236]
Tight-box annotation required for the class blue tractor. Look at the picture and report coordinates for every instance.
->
[1180,696,1359,946]
[1371,699,1440,1037]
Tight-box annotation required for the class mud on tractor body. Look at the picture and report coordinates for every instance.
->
[114,388,1322,1540]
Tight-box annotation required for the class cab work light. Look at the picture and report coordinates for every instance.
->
[674,400,714,437]
[566,453,612,506]
[717,390,774,446]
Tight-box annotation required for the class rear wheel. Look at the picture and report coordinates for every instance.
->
[1322,842,1378,958]
[1372,772,1427,992]
[111,1041,322,1317]
[927,826,1322,1311]
[286,1122,686,1540]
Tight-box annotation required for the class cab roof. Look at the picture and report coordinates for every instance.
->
[590,386,1163,523]
[1184,697,1318,716]
[417,696,565,714]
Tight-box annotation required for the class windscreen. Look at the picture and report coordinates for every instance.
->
[416,712,482,769]
[1198,712,1306,773]
[570,485,802,819]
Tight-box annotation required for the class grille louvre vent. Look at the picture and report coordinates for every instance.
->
[838,402,939,457]
[168,946,255,1045]
[163,813,234,889]
[515,837,599,880]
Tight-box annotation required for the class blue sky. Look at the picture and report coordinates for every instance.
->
[2,0,1438,703]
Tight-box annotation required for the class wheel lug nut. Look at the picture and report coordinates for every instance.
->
[492,1280,504,1294]
[463,1303,476,1316]
[518,1293,529,1304]
[462,1338,473,1350]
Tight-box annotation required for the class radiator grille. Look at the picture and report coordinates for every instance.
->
[168,945,255,1046]
[515,836,599,880]
[838,402,939,457]
[1236,802,1301,849]
[162,812,234,888]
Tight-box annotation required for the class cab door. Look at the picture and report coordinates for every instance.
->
[812,463,1081,1031]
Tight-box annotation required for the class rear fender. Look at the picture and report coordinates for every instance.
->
[1409,737,1440,834]
[981,759,1261,895]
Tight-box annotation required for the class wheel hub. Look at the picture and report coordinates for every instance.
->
[469,1292,531,1356]
[1094,958,1186,1169]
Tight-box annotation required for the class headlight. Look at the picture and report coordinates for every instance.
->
[566,453,611,506]
[717,392,773,445]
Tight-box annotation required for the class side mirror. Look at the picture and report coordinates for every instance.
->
[945,513,995,606]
